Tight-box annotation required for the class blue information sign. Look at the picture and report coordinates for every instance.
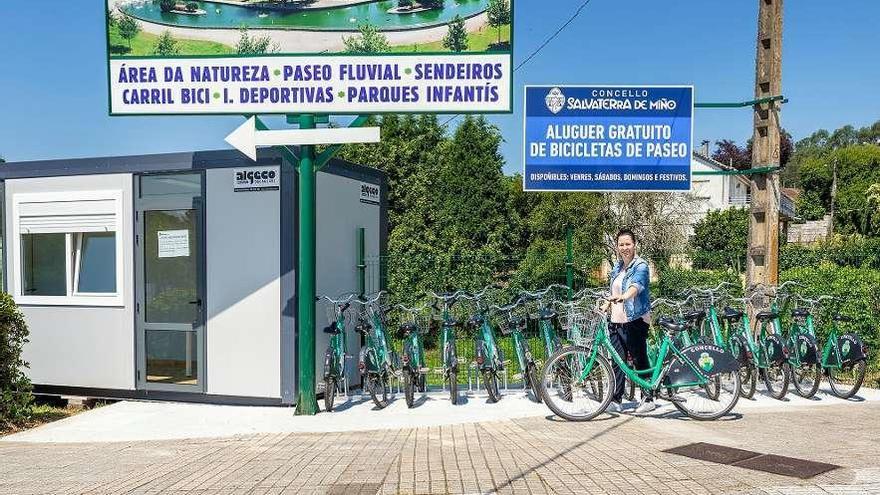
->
[523,85,693,191]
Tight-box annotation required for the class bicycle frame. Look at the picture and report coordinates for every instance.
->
[477,318,501,370]
[579,320,709,391]
[326,311,347,378]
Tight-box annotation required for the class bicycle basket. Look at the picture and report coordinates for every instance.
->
[561,309,600,346]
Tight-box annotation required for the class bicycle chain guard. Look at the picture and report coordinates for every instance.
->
[665,344,741,388]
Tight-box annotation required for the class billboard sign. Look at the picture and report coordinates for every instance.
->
[106,0,513,115]
[523,85,694,191]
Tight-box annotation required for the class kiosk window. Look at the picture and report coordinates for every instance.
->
[76,232,117,294]
[21,233,66,296]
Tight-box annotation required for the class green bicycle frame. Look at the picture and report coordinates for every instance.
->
[404,327,425,369]
[580,321,709,390]
[366,311,392,372]
[327,312,347,377]
[441,307,457,370]
[539,318,560,360]
[478,319,500,369]
[703,306,727,349]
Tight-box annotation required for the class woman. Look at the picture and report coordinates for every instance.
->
[604,228,654,414]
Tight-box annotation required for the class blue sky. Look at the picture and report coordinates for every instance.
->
[0,1,878,174]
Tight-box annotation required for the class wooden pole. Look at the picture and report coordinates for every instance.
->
[747,0,783,290]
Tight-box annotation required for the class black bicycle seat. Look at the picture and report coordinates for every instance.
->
[683,310,706,321]
[791,308,810,318]
[755,310,779,321]
[833,314,853,323]
[723,307,743,320]
[658,317,686,333]
[322,323,341,335]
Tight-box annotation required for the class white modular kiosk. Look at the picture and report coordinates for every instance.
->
[0,149,386,405]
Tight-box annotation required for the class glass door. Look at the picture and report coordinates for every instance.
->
[136,174,205,392]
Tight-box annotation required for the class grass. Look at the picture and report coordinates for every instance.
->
[388,23,511,53]
[0,401,84,437]
[108,24,234,57]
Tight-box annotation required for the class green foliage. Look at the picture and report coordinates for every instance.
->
[487,0,511,44]
[422,0,445,8]
[442,15,469,53]
[343,23,390,53]
[780,265,880,371]
[236,27,277,55]
[185,1,198,12]
[780,236,880,271]
[795,190,827,221]
[654,268,741,299]
[160,0,177,13]
[153,31,179,56]
[0,293,33,426]
[689,208,749,271]
[117,15,141,49]
[398,0,413,7]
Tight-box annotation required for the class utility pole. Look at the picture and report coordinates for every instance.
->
[747,0,783,289]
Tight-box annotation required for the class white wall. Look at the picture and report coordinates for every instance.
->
[205,167,281,398]
[315,172,381,383]
[6,174,135,390]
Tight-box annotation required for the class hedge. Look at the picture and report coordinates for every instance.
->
[780,236,880,271]
[654,268,741,299]
[0,292,32,425]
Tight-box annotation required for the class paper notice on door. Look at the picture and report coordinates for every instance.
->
[157,230,190,258]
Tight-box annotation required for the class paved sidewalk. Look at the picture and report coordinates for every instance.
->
[2,400,879,494]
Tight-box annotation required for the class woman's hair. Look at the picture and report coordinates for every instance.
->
[615,228,637,244]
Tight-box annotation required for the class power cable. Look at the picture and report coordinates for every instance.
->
[441,0,596,128]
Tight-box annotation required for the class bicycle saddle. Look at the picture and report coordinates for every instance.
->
[683,309,706,321]
[833,314,853,323]
[723,307,743,320]
[322,323,342,335]
[791,308,810,318]
[658,317,686,333]
[755,310,779,321]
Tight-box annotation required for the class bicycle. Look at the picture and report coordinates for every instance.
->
[354,291,398,409]
[779,288,822,399]
[693,282,739,349]
[742,282,796,400]
[492,298,543,402]
[395,302,430,408]
[318,293,355,412]
[519,284,570,365]
[800,295,869,399]
[429,290,465,405]
[461,285,505,403]
[540,295,742,422]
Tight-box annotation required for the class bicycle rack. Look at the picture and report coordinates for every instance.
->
[467,361,510,395]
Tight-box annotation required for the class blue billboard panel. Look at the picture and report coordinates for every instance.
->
[523,85,693,191]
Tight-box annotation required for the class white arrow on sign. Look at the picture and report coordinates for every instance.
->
[225,117,381,161]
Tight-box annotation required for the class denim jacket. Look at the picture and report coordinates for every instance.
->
[609,256,651,322]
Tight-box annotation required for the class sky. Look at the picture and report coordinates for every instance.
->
[0,1,878,175]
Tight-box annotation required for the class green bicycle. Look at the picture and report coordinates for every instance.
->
[354,291,397,409]
[319,293,355,412]
[462,285,505,403]
[798,295,869,399]
[430,290,465,405]
[395,302,429,408]
[540,297,742,422]
[492,298,543,402]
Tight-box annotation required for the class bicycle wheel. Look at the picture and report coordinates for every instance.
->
[763,363,790,400]
[323,376,337,412]
[404,371,415,408]
[739,365,757,399]
[791,363,821,399]
[703,374,721,401]
[672,370,741,421]
[483,369,501,403]
[526,362,543,403]
[418,373,427,393]
[449,370,459,405]
[540,346,614,421]
[828,359,866,399]
[368,374,389,409]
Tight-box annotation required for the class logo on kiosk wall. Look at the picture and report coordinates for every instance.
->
[359,182,380,206]
[233,167,280,192]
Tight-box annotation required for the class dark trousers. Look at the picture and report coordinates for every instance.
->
[609,318,652,402]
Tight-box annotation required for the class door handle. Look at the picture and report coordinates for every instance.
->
[188,299,202,306]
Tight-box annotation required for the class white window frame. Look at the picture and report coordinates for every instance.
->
[12,190,124,307]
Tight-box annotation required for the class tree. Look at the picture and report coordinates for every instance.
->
[343,23,390,53]
[0,293,33,426]
[160,0,177,13]
[236,27,278,55]
[154,31,179,56]
[117,15,141,49]
[486,0,510,45]
[711,139,750,169]
[422,0,445,8]
[186,2,199,12]
[398,0,413,8]
[689,208,749,271]
[442,15,469,53]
